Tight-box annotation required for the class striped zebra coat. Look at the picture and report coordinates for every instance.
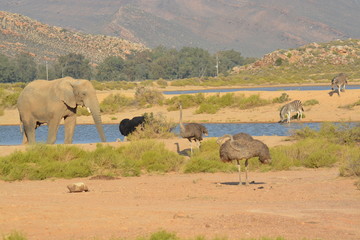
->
[279,100,304,123]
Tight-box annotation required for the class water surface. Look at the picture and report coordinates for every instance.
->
[1,122,356,145]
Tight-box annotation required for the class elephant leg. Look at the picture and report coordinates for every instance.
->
[64,116,76,144]
[23,121,36,144]
[47,119,61,144]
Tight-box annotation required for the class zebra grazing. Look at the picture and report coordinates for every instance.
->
[279,100,304,123]
[331,73,348,96]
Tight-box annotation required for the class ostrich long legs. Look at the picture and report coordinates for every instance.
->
[236,159,249,186]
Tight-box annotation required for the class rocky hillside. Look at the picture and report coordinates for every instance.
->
[0,11,146,63]
[1,0,360,57]
[233,39,360,73]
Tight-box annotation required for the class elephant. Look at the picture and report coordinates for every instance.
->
[17,77,107,144]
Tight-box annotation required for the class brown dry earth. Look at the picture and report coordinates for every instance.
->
[0,169,359,240]
[0,85,359,239]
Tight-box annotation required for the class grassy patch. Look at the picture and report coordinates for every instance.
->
[338,99,360,109]
[166,93,270,114]
[0,141,185,181]
[303,99,319,106]
[292,122,360,144]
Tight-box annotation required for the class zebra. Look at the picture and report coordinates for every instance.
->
[331,73,348,96]
[279,100,304,123]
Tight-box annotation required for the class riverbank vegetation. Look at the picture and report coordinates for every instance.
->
[0,123,359,186]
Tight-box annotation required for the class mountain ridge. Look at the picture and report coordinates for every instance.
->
[1,0,359,56]
[0,11,146,64]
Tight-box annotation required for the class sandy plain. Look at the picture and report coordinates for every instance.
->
[0,84,359,240]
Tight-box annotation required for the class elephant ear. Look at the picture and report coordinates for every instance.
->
[56,79,77,108]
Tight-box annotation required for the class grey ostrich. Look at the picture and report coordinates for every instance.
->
[179,103,208,155]
[233,132,254,141]
[217,134,271,185]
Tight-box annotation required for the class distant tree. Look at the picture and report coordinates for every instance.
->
[178,47,215,79]
[149,46,179,80]
[0,54,16,83]
[96,56,128,81]
[216,50,245,74]
[124,50,152,81]
[54,53,92,79]
[14,53,37,82]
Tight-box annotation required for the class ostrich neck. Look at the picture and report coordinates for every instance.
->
[179,106,185,131]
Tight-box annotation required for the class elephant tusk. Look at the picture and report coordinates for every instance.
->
[87,107,91,113]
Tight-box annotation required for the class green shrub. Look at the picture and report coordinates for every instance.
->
[339,148,360,177]
[303,99,319,106]
[135,87,164,107]
[127,112,177,140]
[184,139,236,173]
[100,94,133,114]
[0,141,185,181]
[292,122,360,144]
[270,138,342,169]
[233,94,270,109]
[156,78,168,88]
[196,103,220,114]
[0,144,91,181]
[165,93,205,111]
[2,231,27,240]
[272,93,290,103]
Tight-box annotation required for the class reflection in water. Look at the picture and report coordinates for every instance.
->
[1,122,356,145]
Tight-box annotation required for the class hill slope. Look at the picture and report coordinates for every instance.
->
[0,11,146,63]
[1,0,360,56]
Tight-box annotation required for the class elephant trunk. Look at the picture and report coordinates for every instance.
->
[88,100,106,142]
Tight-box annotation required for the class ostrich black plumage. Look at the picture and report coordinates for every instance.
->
[119,116,145,140]
[178,103,208,154]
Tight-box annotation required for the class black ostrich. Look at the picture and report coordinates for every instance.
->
[178,103,208,154]
[217,134,271,185]
[119,116,145,140]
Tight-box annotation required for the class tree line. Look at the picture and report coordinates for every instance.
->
[0,46,255,83]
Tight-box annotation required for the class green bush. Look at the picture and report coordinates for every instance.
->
[2,231,27,240]
[0,144,91,181]
[156,78,168,88]
[303,99,319,106]
[135,87,164,107]
[272,93,290,103]
[127,112,177,140]
[0,141,185,181]
[165,93,205,111]
[339,148,360,177]
[100,94,133,114]
[233,94,270,109]
[184,139,236,173]
[292,122,360,144]
[270,138,343,169]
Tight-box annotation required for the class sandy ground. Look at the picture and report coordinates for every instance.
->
[0,84,359,239]
[0,169,359,240]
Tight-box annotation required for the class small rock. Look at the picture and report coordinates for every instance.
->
[67,182,89,193]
